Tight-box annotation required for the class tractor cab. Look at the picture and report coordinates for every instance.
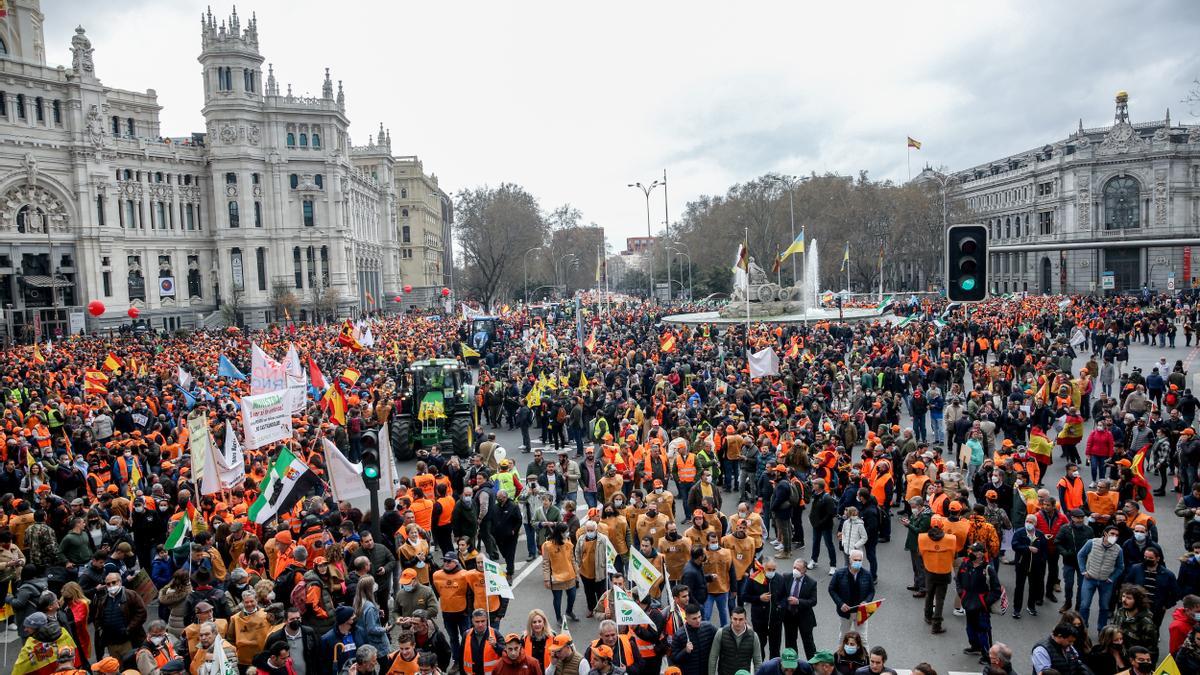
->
[391,358,474,459]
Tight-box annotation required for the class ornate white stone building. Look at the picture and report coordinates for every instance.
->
[943,92,1200,296]
[0,1,451,339]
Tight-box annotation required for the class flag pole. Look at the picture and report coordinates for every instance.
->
[744,226,750,353]
[907,144,912,182]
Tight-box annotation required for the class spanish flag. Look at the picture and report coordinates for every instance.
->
[660,332,677,353]
[13,623,78,675]
[337,319,362,352]
[907,136,921,150]
[321,380,348,425]
[84,370,109,395]
[853,599,884,625]
[749,560,767,585]
[1131,443,1155,513]
[32,344,45,365]
[584,330,598,353]
[340,367,361,386]
[103,352,123,372]
[786,338,800,359]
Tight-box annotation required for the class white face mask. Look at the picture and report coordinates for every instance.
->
[1106,536,1119,545]
[765,571,776,579]
[107,585,122,596]
[708,543,719,551]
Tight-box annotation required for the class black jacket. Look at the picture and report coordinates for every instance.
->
[827,568,874,619]
[265,625,319,672]
[490,498,523,539]
[778,572,818,629]
[681,559,709,606]
[809,492,837,530]
[670,621,717,675]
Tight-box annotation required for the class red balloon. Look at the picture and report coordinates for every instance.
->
[403,285,413,294]
[127,307,140,319]
[87,300,105,317]
[441,287,451,297]
[393,295,403,303]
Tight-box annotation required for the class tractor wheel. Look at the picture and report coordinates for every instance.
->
[391,415,415,461]
[451,415,471,458]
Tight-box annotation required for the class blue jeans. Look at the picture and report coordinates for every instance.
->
[704,592,730,626]
[1079,578,1115,629]
[913,414,927,443]
[582,491,598,509]
[930,413,944,442]
[1062,564,1083,607]
[811,526,836,566]
[1089,457,1105,483]
[551,587,577,623]
[721,459,739,492]
[523,523,538,558]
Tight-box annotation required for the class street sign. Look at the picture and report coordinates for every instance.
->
[1168,272,1176,291]
[1101,271,1115,290]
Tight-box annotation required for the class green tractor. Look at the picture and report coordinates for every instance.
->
[390,358,475,460]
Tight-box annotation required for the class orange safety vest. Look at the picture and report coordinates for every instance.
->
[674,455,696,483]
[590,636,636,668]
[1057,476,1085,511]
[413,473,436,498]
[432,569,470,613]
[387,653,419,675]
[871,472,893,507]
[462,628,501,674]
[411,498,435,532]
[435,496,455,527]
[524,635,554,669]
[138,641,179,670]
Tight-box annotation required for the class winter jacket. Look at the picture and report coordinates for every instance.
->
[827,568,874,619]
[839,517,868,556]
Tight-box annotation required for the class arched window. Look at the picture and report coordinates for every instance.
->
[311,133,320,148]
[400,188,407,199]
[112,116,120,134]
[314,174,323,189]
[289,174,299,190]
[126,118,135,137]
[402,225,411,243]
[228,201,239,228]
[299,133,308,147]
[293,247,303,289]
[34,97,44,122]
[287,132,295,147]
[1104,176,1140,230]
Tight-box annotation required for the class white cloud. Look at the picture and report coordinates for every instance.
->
[43,0,1200,244]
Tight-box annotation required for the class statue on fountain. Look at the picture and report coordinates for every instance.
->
[723,246,809,317]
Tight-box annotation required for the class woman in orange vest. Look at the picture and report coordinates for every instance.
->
[522,609,556,669]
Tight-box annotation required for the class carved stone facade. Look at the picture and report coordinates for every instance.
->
[0,1,451,336]
[939,92,1200,295]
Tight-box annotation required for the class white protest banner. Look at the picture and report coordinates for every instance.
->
[283,344,307,415]
[748,347,780,379]
[250,343,287,396]
[323,438,369,503]
[627,547,662,599]
[201,421,246,495]
[614,586,654,626]
[240,390,291,450]
[186,410,212,481]
[482,557,514,599]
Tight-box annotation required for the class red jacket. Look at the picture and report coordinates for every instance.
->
[494,654,544,675]
[1169,606,1196,654]
[1085,428,1114,458]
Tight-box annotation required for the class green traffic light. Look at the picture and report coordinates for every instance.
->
[959,277,976,291]
[364,466,380,479]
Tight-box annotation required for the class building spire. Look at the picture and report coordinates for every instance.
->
[266,63,277,95]
[1114,90,1130,125]
[322,68,333,99]
[377,123,386,145]
[336,80,344,106]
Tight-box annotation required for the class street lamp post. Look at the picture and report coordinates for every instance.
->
[523,245,543,305]
[668,247,692,300]
[628,180,662,300]
[556,253,578,295]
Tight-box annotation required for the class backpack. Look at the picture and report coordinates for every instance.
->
[788,480,802,508]
[290,577,310,615]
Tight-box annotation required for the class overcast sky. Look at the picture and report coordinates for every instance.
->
[45,0,1200,245]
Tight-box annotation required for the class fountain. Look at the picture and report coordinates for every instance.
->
[664,237,887,326]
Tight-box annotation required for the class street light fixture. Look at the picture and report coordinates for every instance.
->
[628,180,662,299]
[667,246,692,300]
[523,245,543,305]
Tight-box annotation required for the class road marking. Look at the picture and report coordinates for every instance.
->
[512,555,542,588]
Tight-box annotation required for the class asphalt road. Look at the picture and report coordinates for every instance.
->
[443,339,1195,674]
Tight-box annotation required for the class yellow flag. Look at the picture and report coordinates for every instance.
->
[1153,654,1181,675]
[579,371,589,389]
[461,343,480,358]
[525,382,542,408]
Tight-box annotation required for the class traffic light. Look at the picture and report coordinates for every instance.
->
[945,224,988,302]
[360,429,380,488]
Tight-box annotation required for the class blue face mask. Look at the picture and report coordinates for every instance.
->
[844,645,858,655]
[850,561,862,571]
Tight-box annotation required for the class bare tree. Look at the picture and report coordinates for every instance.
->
[271,280,299,323]
[456,184,549,306]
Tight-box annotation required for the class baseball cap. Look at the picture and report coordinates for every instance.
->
[443,551,459,563]
[692,509,704,518]
[92,657,122,673]
[504,633,523,644]
[399,568,417,584]
[57,647,75,663]
[592,645,613,660]
[550,633,573,650]
[1068,508,1085,518]
[194,601,214,613]
[985,490,998,500]
[23,612,48,629]
[808,651,834,665]
[313,556,328,565]
[780,648,799,669]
